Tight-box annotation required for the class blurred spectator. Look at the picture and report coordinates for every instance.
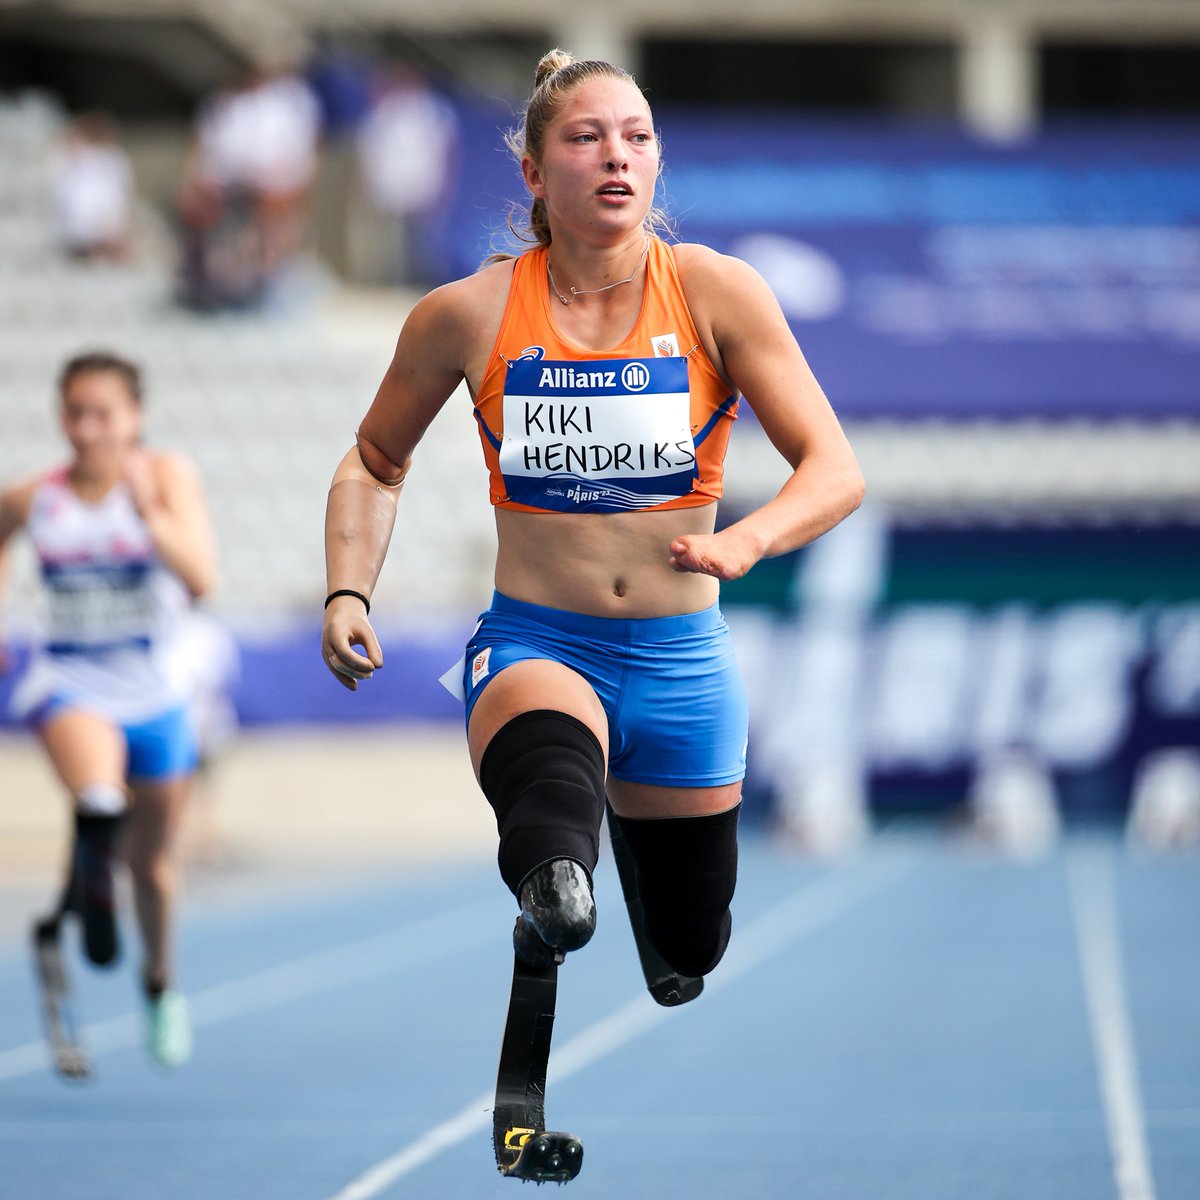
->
[177,66,322,310]
[50,112,134,262]
[351,65,459,287]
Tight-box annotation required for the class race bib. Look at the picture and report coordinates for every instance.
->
[499,357,697,512]
[42,560,156,653]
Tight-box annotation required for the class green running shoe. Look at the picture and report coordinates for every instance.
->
[145,989,192,1067]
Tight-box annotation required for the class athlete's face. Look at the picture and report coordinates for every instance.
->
[60,370,142,466]
[524,77,658,237]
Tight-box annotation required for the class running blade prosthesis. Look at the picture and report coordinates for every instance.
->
[493,955,583,1184]
[31,918,90,1080]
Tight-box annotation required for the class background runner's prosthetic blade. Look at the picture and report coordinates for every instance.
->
[493,955,583,1184]
[605,804,704,1007]
[31,918,91,1080]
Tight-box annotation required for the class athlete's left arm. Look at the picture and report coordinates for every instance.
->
[127,450,218,598]
[669,248,864,580]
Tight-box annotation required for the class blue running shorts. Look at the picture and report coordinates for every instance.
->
[461,591,748,788]
[32,698,199,782]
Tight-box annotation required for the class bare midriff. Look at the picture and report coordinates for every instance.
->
[493,504,720,619]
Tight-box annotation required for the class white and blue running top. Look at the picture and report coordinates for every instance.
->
[11,467,192,723]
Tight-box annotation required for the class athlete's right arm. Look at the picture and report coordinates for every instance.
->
[322,280,479,690]
[0,479,35,675]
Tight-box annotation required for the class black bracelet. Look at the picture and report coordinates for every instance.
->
[324,589,371,615]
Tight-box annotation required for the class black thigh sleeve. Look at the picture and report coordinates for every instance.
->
[479,710,608,895]
[611,804,740,978]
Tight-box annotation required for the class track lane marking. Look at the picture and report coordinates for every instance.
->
[1068,842,1159,1200]
[327,841,919,1200]
[0,899,498,1083]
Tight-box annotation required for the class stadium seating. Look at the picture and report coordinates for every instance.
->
[0,93,496,630]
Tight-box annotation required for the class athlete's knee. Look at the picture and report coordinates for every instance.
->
[71,784,127,867]
[125,846,173,888]
[478,709,608,896]
[75,782,128,817]
[614,803,740,978]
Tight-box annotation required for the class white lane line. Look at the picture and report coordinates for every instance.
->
[1067,843,1158,1200]
[0,899,498,1084]
[330,1094,496,1200]
[327,842,918,1200]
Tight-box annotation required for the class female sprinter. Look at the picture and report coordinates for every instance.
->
[0,351,216,1072]
[321,51,864,1179]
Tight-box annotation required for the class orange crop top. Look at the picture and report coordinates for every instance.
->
[473,238,738,514]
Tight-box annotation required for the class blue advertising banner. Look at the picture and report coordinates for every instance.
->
[436,106,1200,419]
[721,518,1200,822]
[5,522,1193,828]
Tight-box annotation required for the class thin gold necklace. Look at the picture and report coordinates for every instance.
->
[546,239,649,306]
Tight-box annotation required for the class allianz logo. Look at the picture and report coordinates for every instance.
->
[537,363,651,393]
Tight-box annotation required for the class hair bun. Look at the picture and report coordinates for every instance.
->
[535,49,574,88]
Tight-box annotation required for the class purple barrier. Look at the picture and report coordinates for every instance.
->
[232,624,466,726]
[0,624,469,730]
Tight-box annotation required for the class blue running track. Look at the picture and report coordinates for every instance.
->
[1,828,1197,1200]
